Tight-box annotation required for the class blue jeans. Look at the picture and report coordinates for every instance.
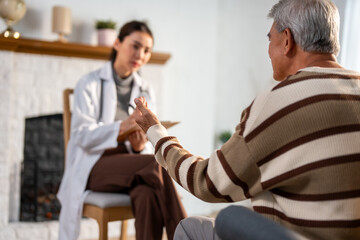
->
[174,205,297,240]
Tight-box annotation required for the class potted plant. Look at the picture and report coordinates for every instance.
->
[95,19,117,46]
[218,130,232,144]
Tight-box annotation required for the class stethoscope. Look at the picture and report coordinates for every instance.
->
[98,79,151,122]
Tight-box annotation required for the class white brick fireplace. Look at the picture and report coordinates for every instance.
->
[0,45,165,240]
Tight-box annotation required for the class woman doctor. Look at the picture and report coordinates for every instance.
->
[57,20,186,240]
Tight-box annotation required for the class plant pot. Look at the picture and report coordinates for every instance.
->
[97,28,117,47]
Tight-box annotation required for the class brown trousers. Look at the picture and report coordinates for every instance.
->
[86,145,187,240]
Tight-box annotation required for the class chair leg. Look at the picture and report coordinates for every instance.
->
[98,218,108,240]
[120,220,128,240]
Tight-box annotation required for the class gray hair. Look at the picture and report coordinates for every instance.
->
[268,0,340,56]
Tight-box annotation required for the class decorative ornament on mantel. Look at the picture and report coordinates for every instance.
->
[0,0,27,39]
[52,6,72,43]
[95,19,117,47]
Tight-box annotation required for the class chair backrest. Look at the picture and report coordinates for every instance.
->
[63,88,74,155]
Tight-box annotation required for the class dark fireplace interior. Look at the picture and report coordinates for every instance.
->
[20,114,64,221]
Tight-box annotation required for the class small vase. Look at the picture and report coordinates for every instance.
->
[97,28,117,47]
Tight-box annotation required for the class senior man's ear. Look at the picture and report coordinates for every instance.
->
[282,28,295,56]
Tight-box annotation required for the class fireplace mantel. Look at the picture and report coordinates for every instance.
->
[0,37,170,64]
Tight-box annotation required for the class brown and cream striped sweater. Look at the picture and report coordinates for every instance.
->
[147,67,360,240]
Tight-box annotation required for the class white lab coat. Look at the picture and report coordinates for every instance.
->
[57,62,156,240]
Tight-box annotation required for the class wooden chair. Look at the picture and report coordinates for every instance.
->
[62,88,134,240]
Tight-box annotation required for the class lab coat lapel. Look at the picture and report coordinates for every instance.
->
[99,62,117,123]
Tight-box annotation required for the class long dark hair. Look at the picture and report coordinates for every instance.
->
[109,20,153,63]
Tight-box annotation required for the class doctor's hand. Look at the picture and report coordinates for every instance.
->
[119,114,138,135]
[134,97,160,133]
[128,130,147,152]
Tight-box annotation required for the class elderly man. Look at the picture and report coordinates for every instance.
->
[134,0,360,239]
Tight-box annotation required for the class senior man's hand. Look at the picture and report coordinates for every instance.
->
[134,97,161,133]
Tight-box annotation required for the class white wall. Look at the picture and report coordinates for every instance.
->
[214,0,277,141]
[338,0,360,71]
[0,0,350,220]
[332,0,347,63]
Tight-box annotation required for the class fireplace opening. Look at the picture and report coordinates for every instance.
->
[20,114,64,221]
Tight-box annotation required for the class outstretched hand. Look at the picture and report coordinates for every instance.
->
[134,97,160,133]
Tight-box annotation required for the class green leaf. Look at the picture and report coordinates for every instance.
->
[95,20,117,29]
[219,130,232,143]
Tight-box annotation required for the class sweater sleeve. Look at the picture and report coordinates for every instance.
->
[147,124,263,203]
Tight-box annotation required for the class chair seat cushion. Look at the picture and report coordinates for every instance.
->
[84,191,132,208]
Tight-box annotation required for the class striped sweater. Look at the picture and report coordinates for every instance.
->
[147,67,360,240]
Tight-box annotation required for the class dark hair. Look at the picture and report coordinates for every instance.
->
[109,20,153,62]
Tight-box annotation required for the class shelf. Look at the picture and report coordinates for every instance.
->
[0,37,170,64]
